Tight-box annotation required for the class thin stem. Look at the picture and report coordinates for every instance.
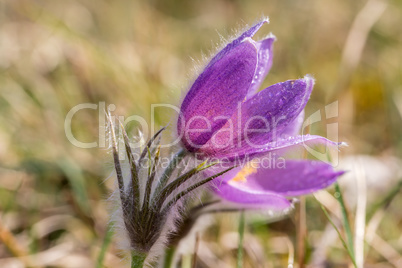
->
[0,220,30,267]
[165,201,221,249]
[182,254,192,268]
[96,222,113,268]
[237,210,245,268]
[199,208,241,214]
[334,182,355,260]
[317,198,357,267]
[297,197,306,267]
[192,232,200,268]
[367,180,401,220]
[131,252,147,268]
[187,200,220,217]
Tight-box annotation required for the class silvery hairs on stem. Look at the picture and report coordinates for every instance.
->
[106,112,234,265]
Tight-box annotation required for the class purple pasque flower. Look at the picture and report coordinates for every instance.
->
[210,160,344,209]
[177,19,340,162]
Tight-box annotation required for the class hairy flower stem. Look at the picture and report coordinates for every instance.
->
[131,252,147,268]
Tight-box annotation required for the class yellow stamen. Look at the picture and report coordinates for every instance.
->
[230,164,257,184]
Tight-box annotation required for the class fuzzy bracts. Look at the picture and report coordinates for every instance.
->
[107,117,233,263]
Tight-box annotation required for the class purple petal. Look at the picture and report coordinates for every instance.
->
[229,160,344,196]
[248,36,275,97]
[207,134,342,163]
[237,19,270,44]
[253,134,344,159]
[209,159,343,208]
[178,40,258,152]
[210,179,291,209]
[198,76,314,158]
[231,77,314,147]
[280,110,305,137]
[206,19,269,69]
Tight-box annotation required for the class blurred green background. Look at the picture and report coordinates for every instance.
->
[0,0,401,267]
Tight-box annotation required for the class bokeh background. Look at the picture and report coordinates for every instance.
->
[0,0,401,267]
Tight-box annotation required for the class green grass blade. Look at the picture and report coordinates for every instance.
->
[367,180,402,220]
[163,247,176,268]
[96,222,114,268]
[334,182,355,259]
[57,158,90,214]
[237,210,245,268]
[317,198,357,267]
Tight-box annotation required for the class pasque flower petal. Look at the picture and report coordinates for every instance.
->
[178,40,258,152]
[206,19,269,69]
[210,160,343,207]
[211,134,342,162]
[232,160,343,196]
[248,36,275,96]
[207,19,274,97]
[255,134,344,158]
[211,179,292,209]
[199,76,314,159]
[281,110,305,137]
[236,76,314,146]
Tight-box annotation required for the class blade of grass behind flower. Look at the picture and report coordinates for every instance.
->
[354,160,367,268]
[192,232,200,268]
[334,182,355,260]
[237,210,245,268]
[0,220,31,266]
[57,158,91,215]
[96,222,114,268]
[316,198,357,267]
[163,247,176,268]
[367,180,402,221]
[326,152,355,263]
[182,254,192,268]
